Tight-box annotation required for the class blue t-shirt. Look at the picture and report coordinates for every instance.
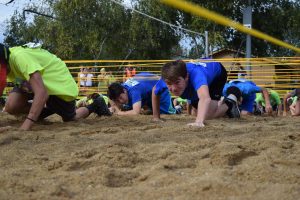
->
[154,78,168,96]
[223,79,262,112]
[123,72,159,109]
[180,62,222,102]
[154,79,176,114]
[222,79,261,98]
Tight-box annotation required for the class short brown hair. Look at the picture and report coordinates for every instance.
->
[161,60,187,82]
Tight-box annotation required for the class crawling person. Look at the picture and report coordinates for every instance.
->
[0,43,110,130]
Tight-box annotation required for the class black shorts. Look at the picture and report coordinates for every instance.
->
[191,64,227,109]
[39,96,76,122]
[11,86,76,121]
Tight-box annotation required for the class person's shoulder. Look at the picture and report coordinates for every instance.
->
[9,46,25,57]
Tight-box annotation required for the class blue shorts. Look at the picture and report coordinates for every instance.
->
[240,94,256,113]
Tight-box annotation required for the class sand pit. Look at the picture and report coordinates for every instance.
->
[0,112,299,200]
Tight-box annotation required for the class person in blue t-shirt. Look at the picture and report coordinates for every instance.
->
[156,60,240,127]
[223,79,272,115]
[152,78,179,121]
[107,72,176,115]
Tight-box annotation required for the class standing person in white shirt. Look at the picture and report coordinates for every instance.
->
[85,68,94,87]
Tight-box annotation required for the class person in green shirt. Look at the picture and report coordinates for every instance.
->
[0,43,110,131]
[255,89,282,115]
[283,89,300,116]
[76,93,110,108]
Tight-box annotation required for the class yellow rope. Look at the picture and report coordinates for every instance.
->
[160,0,300,53]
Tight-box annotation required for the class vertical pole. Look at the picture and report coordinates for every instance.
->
[243,2,252,77]
[205,31,209,58]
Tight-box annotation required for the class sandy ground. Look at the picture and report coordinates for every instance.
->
[0,112,299,200]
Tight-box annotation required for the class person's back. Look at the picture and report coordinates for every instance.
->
[223,80,260,98]
[178,62,223,103]
[8,46,78,101]
[123,72,159,108]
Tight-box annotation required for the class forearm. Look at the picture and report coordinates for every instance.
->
[262,90,271,106]
[187,103,192,115]
[195,97,211,123]
[277,104,282,115]
[152,94,160,119]
[21,92,48,130]
[21,71,48,130]
[117,109,140,116]
[27,93,48,119]
[283,96,289,113]
[283,98,287,112]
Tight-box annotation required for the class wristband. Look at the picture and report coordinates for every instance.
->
[26,117,37,123]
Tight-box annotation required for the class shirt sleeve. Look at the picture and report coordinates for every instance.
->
[13,52,44,81]
[154,79,168,96]
[129,88,142,105]
[189,67,207,91]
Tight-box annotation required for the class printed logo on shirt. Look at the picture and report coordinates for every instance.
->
[124,78,139,87]
[191,62,207,67]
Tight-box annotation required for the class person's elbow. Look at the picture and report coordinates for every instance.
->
[201,96,211,104]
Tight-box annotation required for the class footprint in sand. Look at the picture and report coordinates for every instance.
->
[101,169,139,187]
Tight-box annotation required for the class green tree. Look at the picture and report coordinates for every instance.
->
[126,0,181,59]
[183,0,300,57]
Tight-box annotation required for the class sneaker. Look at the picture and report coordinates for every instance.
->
[224,95,240,118]
[89,96,112,116]
[253,103,263,116]
[175,105,182,114]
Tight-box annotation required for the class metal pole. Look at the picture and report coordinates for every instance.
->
[205,31,209,58]
[243,2,252,75]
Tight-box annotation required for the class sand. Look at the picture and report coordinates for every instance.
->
[0,112,299,200]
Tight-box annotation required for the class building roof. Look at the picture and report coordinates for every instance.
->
[209,48,246,58]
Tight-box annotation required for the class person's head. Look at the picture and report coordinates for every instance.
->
[292,88,300,98]
[88,93,100,100]
[107,82,128,104]
[226,86,242,103]
[0,43,10,97]
[100,68,106,75]
[161,60,188,96]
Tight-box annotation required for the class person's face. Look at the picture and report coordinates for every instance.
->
[165,75,188,96]
[115,89,128,104]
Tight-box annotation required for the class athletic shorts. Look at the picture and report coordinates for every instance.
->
[240,94,256,113]
[191,64,227,108]
[39,96,76,122]
[11,86,76,121]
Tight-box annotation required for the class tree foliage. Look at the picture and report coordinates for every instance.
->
[3,0,300,58]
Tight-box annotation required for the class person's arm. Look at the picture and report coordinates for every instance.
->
[116,101,141,116]
[188,85,211,127]
[151,86,161,121]
[20,72,49,130]
[187,101,192,115]
[277,103,282,116]
[173,98,177,107]
[283,93,292,116]
[261,88,272,114]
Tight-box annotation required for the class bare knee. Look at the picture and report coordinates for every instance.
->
[4,93,30,114]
